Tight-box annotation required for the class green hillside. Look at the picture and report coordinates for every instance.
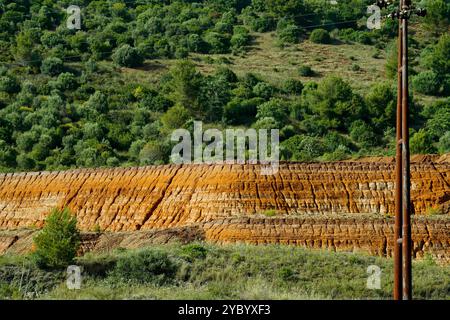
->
[0,0,449,172]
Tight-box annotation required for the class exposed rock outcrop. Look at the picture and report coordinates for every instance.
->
[0,159,448,261]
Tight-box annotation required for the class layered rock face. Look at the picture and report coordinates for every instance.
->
[0,159,448,261]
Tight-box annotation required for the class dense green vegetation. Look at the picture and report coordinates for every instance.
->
[32,208,80,269]
[0,243,449,299]
[0,0,449,172]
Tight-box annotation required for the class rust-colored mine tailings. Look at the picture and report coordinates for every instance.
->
[0,156,449,262]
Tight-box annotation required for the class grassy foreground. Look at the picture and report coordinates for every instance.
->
[1,243,449,300]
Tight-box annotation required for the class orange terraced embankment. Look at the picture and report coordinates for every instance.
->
[0,156,449,262]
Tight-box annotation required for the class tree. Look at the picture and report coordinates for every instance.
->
[79,91,108,120]
[413,71,441,96]
[283,79,303,95]
[425,100,450,139]
[161,104,191,132]
[277,22,301,45]
[13,29,41,68]
[256,98,289,126]
[410,129,437,154]
[41,57,64,76]
[422,0,450,34]
[0,76,20,93]
[112,44,144,68]
[33,208,80,269]
[139,140,170,165]
[204,32,230,54]
[350,120,378,148]
[281,134,325,161]
[438,131,450,154]
[53,73,77,91]
[424,34,450,80]
[166,60,202,114]
[253,82,275,99]
[365,82,396,130]
[224,97,262,125]
[309,29,331,44]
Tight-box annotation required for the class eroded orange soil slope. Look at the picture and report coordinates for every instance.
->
[0,157,449,261]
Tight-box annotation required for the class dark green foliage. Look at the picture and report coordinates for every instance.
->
[109,249,178,285]
[33,208,80,269]
[204,32,230,54]
[0,76,20,93]
[283,79,303,95]
[350,120,378,148]
[309,29,331,44]
[413,71,441,96]
[0,0,447,174]
[180,243,208,262]
[438,132,450,153]
[224,97,262,125]
[410,129,437,154]
[41,57,64,76]
[112,45,144,68]
[281,134,326,161]
[253,82,275,99]
[298,65,315,77]
[277,19,301,45]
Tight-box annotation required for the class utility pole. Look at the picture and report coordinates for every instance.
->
[374,0,426,300]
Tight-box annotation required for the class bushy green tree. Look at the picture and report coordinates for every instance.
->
[422,0,450,34]
[112,44,144,68]
[253,82,275,99]
[256,98,289,126]
[0,76,20,94]
[33,208,80,269]
[204,32,230,54]
[139,140,170,165]
[410,129,437,154]
[309,29,331,44]
[413,71,441,96]
[438,131,450,153]
[161,104,191,132]
[281,134,325,161]
[277,20,301,45]
[224,97,262,125]
[298,65,315,77]
[283,79,303,95]
[41,57,64,76]
[350,120,378,148]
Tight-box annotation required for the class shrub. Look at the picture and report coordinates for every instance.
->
[309,29,331,44]
[253,82,275,99]
[0,76,20,94]
[410,129,437,154]
[53,72,77,91]
[350,120,378,148]
[112,44,144,68]
[412,71,441,96]
[41,57,64,76]
[298,65,315,77]
[281,135,326,161]
[278,266,297,281]
[180,243,208,261]
[262,209,276,217]
[351,64,361,72]
[277,24,301,45]
[283,79,303,95]
[204,32,230,54]
[109,249,178,285]
[438,131,450,153]
[33,208,80,269]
